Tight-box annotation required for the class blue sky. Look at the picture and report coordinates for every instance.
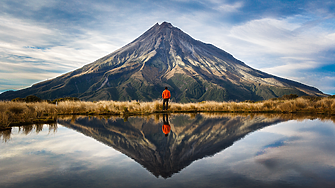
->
[1,0,335,94]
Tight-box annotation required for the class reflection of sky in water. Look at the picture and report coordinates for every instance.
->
[1,119,335,188]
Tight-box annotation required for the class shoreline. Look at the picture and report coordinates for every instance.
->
[1,97,335,130]
[1,110,335,131]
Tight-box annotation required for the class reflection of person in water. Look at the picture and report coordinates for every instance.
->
[162,114,171,137]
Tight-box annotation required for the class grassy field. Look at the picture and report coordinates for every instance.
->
[1,96,335,129]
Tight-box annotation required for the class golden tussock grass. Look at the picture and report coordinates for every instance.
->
[1,97,335,129]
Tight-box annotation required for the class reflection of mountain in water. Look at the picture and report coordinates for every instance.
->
[58,114,283,178]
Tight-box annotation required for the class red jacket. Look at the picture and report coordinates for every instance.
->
[162,89,171,99]
[162,124,171,135]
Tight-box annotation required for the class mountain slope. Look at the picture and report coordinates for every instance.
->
[0,22,326,102]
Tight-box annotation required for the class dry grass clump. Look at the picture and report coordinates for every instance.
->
[0,101,56,129]
[189,98,335,114]
[268,97,335,113]
[94,100,161,113]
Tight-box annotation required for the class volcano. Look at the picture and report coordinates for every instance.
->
[0,22,325,102]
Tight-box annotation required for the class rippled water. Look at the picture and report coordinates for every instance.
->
[1,114,335,188]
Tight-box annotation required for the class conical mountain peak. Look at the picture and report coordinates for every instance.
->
[135,22,188,44]
[151,22,176,31]
[159,21,173,28]
[0,22,325,102]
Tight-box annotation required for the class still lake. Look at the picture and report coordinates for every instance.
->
[1,114,335,188]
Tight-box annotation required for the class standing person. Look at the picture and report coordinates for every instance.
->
[162,87,171,110]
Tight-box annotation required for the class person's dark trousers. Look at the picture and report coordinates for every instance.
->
[163,99,169,110]
[163,114,169,124]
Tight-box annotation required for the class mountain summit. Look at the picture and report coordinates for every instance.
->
[0,22,325,101]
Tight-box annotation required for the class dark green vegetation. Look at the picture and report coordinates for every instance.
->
[0,22,326,102]
[12,96,80,104]
[12,95,42,102]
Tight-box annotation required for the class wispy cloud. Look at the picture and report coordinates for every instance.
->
[215,1,243,13]
[0,0,334,94]
[0,15,126,92]
[229,17,335,56]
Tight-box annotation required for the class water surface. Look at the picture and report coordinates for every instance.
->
[1,114,335,188]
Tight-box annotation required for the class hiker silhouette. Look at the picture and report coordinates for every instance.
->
[162,87,171,110]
